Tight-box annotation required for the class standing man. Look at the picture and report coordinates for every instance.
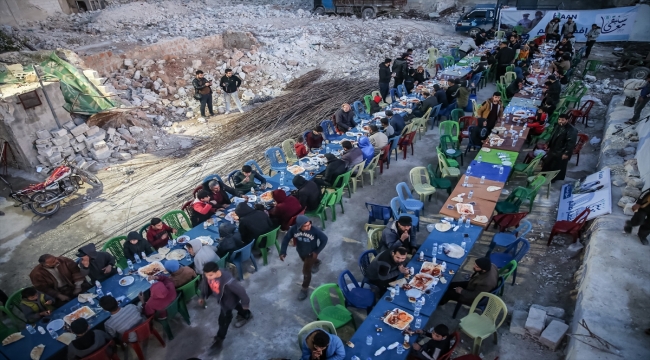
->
[280,215,328,300]
[458,36,476,59]
[193,70,215,118]
[495,41,516,79]
[30,254,91,306]
[378,58,392,102]
[220,68,243,114]
[477,92,504,131]
[543,75,562,104]
[627,74,650,125]
[530,11,544,30]
[406,49,415,70]
[541,113,578,182]
[624,188,650,245]
[561,18,577,40]
[392,53,409,89]
[584,24,601,59]
[199,262,252,352]
[545,18,561,42]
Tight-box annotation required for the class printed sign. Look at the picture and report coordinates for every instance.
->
[557,169,612,221]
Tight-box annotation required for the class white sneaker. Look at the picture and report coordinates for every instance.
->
[224,111,230,115]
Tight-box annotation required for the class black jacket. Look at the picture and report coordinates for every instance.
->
[365,250,404,282]
[217,223,245,258]
[123,233,154,262]
[379,63,392,83]
[496,47,516,66]
[392,58,408,79]
[475,34,487,46]
[419,95,438,115]
[220,74,241,93]
[446,84,460,104]
[233,170,267,193]
[389,114,407,135]
[234,202,275,245]
[199,269,249,311]
[77,244,117,283]
[545,80,562,103]
[555,42,573,56]
[335,109,356,132]
[202,180,239,206]
[547,123,578,159]
[434,89,449,108]
[192,77,212,94]
[292,176,321,211]
[322,159,348,187]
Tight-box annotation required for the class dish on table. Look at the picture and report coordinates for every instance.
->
[493,127,507,132]
[119,276,135,286]
[513,110,528,116]
[420,262,444,277]
[450,195,464,203]
[2,332,24,345]
[486,186,502,192]
[307,152,319,157]
[286,165,305,175]
[157,247,171,255]
[480,147,491,152]
[77,293,96,303]
[146,254,165,262]
[502,161,513,166]
[30,344,45,360]
[260,191,274,202]
[137,261,165,278]
[195,236,214,246]
[382,308,414,330]
[435,223,452,232]
[63,306,96,325]
[46,319,64,332]
[473,215,489,223]
[409,273,435,291]
[166,249,187,261]
[56,333,76,345]
[456,203,475,215]
[176,235,190,244]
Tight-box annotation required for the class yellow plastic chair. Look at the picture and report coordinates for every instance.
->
[436,147,461,179]
[504,72,517,86]
[472,99,480,117]
[297,321,337,349]
[362,154,381,186]
[427,47,440,69]
[348,162,366,193]
[371,90,388,108]
[364,224,386,250]
[459,292,508,355]
[411,108,431,140]
[495,31,505,40]
[527,170,560,198]
[409,167,436,202]
[282,139,298,163]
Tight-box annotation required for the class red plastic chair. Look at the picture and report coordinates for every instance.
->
[378,143,391,174]
[121,317,166,360]
[181,200,192,217]
[569,100,595,127]
[488,212,529,232]
[573,133,589,166]
[547,207,591,246]
[459,116,478,143]
[192,185,202,198]
[80,340,119,360]
[397,131,417,159]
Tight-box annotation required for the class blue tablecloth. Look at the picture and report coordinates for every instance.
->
[420,224,484,266]
[345,299,429,360]
[466,160,511,183]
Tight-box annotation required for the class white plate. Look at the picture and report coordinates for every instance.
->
[165,249,187,261]
[195,236,214,246]
[146,254,165,262]
[480,147,491,152]
[46,319,64,332]
[502,161,512,166]
[246,195,257,203]
[435,223,452,232]
[119,276,134,286]
[405,289,422,299]
[445,149,456,155]
[176,235,190,244]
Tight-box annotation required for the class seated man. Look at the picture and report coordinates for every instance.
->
[380,117,395,139]
[412,324,452,360]
[145,218,177,249]
[216,223,245,258]
[365,247,409,293]
[67,318,112,360]
[185,238,219,275]
[379,216,415,254]
[123,232,154,262]
[202,179,239,210]
[386,110,406,135]
[446,78,461,104]
[334,103,356,133]
[340,140,364,170]
[313,154,347,188]
[269,189,303,231]
[433,84,449,109]
[19,287,54,324]
[439,257,498,306]
[190,189,214,227]
[77,244,117,283]
[233,165,267,193]
[306,126,324,150]
[29,254,91,306]
[295,136,308,158]
[300,328,345,360]
[163,260,197,288]
[140,275,176,317]
[292,175,321,212]
[368,125,388,156]
[554,37,573,60]
[234,202,276,246]
[100,295,145,342]
[413,90,438,118]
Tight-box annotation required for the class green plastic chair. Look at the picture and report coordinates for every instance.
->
[495,31,505,40]
[177,274,202,304]
[505,65,514,73]
[364,224,386,250]
[530,125,554,146]
[562,81,582,96]
[504,72,517,86]
[325,187,345,221]
[440,135,463,166]
[528,170,560,198]
[495,187,530,214]
[522,175,546,212]
[254,226,281,265]
[498,260,518,293]
[282,138,298,163]
[329,170,352,198]
[450,108,465,123]
[139,224,149,239]
[362,154,381,186]
[443,56,455,68]
[0,311,18,342]
[563,86,588,110]
[154,294,191,340]
[363,95,373,113]
[3,289,26,325]
[305,192,332,229]
[161,210,191,237]
[297,321,337,349]
[509,152,544,181]
[581,60,602,78]
[481,65,494,87]
[309,284,355,330]
[101,236,128,269]
[439,120,460,144]
[348,162,366,193]
[459,292,508,355]
[216,252,229,270]
[496,83,509,106]
[409,166,436,202]
[426,164,452,196]
[436,147,461,179]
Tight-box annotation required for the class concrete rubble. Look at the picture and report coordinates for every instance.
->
[513,303,569,351]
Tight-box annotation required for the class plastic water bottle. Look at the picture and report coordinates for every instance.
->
[141,252,147,262]
[366,335,373,346]
[512,136,517,147]
[250,187,255,196]
[465,218,471,228]
[326,145,330,153]
[467,165,472,174]
[432,243,437,256]
[499,166,504,175]
[394,284,400,296]
[432,255,437,264]
[480,175,485,184]
[415,317,422,329]
[168,240,173,249]
[437,244,442,255]
[26,324,36,334]
[117,267,123,276]
[280,171,285,185]
[127,259,134,271]
[477,155,482,163]
[463,175,469,187]
[419,251,424,261]
[49,329,58,339]
[396,344,405,354]
[468,190,473,199]
[414,298,423,316]
[96,287,104,298]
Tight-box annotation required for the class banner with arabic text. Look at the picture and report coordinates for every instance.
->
[499,6,639,42]
[557,169,612,221]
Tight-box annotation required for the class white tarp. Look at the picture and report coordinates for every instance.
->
[557,168,612,221]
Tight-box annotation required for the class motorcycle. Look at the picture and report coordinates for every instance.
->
[2,159,102,216]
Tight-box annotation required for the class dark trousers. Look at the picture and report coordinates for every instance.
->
[439,281,469,305]
[379,82,390,102]
[541,153,570,181]
[458,50,468,59]
[585,40,596,58]
[299,255,321,288]
[393,77,404,89]
[626,210,650,241]
[631,96,650,123]
[546,33,560,42]
[496,64,509,80]
[199,93,214,117]
[216,304,251,340]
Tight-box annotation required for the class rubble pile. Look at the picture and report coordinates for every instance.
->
[510,304,569,351]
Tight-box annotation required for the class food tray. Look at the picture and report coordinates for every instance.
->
[287,165,305,175]
[165,249,187,261]
[420,262,444,277]
[456,203,475,215]
[382,308,414,331]
[137,261,165,278]
[408,273,435,291]
[63,306,96,325]
[259,191,274,203]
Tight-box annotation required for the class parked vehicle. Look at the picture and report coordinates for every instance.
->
[313,0,406,19]
[455,3,501,36]
[2,159,102,216]
[613,48,650,79]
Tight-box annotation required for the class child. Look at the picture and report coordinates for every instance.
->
[411,324,452,360]
[294,136,308,158]
[19,287,55,324]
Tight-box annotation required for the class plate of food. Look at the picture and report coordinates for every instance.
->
[502,161,512,166]
[287,165,305,176]
[408,99,420,103]
[480,147,491,152]
[166,249,187,261]
[450,195,464,203]
[486,186,502,192]
[409,273,435,291]
[77,293,97,303]
[195,236,214,246]
[146,254,165,262]
[382,308,414,330]
[493,127,507,132]
[406,288,422,303]
[2,332,24,345]
[456,203,475,215]
[137,261,165,278]
[473,215,489,223]
[259,191,274,203]
[307,152,319,157]
[63,306,96,325]
[176,235,190,244]
[420,262,444,277]
[30,344,45,360]
[119,276,135,286]
[513,110,528,116]
[434,223,452,232]
[157,247,171,255]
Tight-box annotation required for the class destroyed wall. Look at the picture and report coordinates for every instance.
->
[0,0,70,26]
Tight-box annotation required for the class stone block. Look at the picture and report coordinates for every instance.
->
[539,320,569,351]
[107,127,116,136]
[120,133,136,144]
[62,147,75,157]
[73,117,86,125]
[112,152,132,160]
[36,130,52,139]
[51,146,62,153]
[50,128,68,138]
[47,152,62,164]
[75,134,86,143]
[143,94,157,104]
[36,155,49,165]
[627,177,644,189]
[509,310,527,335]
[84,134,105,148]
[89,147,111,161]
[531,304,565,319]
[85,125,100,137]
[525,307,546,337]
[93,141,108,150]
[545,315,566,327]
[618,196,636,208]
[623,186,642,199]
[70,123,90,137]
[72,142,87,152]
[51,136,70,147]
[623,203,635,216]
[35,139,52,145]
[66,133,74,140]
[129,126,143,135]
[62,121,76,130]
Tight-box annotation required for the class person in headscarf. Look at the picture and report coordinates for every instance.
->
[163,260,197,288]
[216,223,245,258]
[358,136,375,165]
[292,175,321,211]
[439,257,498,306]
[139,275,176,317]
[269,189,303,231]
[67,318,112,360]
[123,232,154,262]
[469,118,490,146]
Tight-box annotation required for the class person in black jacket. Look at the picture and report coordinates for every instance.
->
[386,110,406,135]
[392,53,409,89]
[541,113,578,181]
[334,103,356,132]
[233,165,267,193]
[433,84,448,109]
[378,58,392,102]
[469,118,490,146]
[624,188,650,245]
[203,179,239,209]
[292,175,321,211]
[404,68,416,94]
[219,68,243,114]
[233,202,275,246]
[365,247,409,293]
[412,324,452,360]
[543,75,562,104]
[412,90,438,117]
[216,223,245,258]
[413,66,428,86]
[506,78,524,99]
[193,70,214,118]
[313,154,347,189]
[123,232,154,262]
[76,244,117,283]
[446,78,461,104]
[495,41,516,79]
[554,37,573,61]
[475,30,487,46]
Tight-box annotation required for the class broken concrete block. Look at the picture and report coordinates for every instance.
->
[129,126,143,135]
[120,133,136,144]
[84,134,105,149]
[85,126,100,137]
[70,123,90,137]
[539,320,569,351]
[62,121,76,130]
[525,307,546,337]
[112,152,132,160]
[623,186,642,199]
[51,136,70,147]
[192,59,202,69]
[50,128,68,138]
[509,310,527,335]
[66,133,74,140]
[89,147,111,161]
[75,134,86,143]
[93,141,108,150]
[72,142,87,152]
[47,152,62,164]
[618,196,636,208]
[106,127,116,136]
[627,177,644,189]
[62,147,75,157]
[545,315,566,327]
[35,138,52,145]
[36,155,49,165]
[36,130,52,139]
[531,304,565,319]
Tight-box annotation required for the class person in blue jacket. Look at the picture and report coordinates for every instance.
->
[301,328,345,360]
[357,136,375,165]
[386,110,406,135]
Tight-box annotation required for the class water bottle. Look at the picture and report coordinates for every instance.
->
[366,335,373,346]
[325,145,330,153]
[477,155,482,163]
[415,317,422,329]
[96,287,104,298]
[512,136,517,147]
[519,130,524,137]
[499,166,504,175]
[437,243,443,255]
[510,124,514,131]
[127,259,134,271]
[480,175,485,184]
[168,240,173,249]
[432,243,437,256]
[465,218,471,228]
[141,252,147,262]
[250,187,255,196]
[26,324,36,334]
[396,343,405,354]
[467,165,472,174]
[468,190,473,199]
[419,251,424,261]
[461,240,467,250]
[432,255,437,264]
[463,175,469,187]
[117,267,123,276]
[414,298,422,317]
[394,284,400,296]
[280,171,285,185]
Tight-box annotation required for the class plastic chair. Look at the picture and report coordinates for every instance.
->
[498,260,518,289]
[365,203,392,224]
[121,317,166,360]
[387,136,400,165]
[490,238,530,285]
[371,90,388,108]
[180,201,192,218]
[377,142,392,175]
[451,276,504,319]
[176,274,201,305]
[440,135,463,166]
[581,59,602,78]
[409,166,436,202]
[254,226,281,266]
[439,100,458,120]
[396,182,424,216]
[201,174,223,185]
[459,116,478,143]
[436,147,461,179]
[264,147,288,176]
[320,120,338,141]
[459,293,508,355]
[480,65,493,88]
[563,86,588,110]
[529,124,554,146]
[362,154,381,186]
[528,170,560,198]
[397,131,417,160]
[439,120,460,144]
[487,212,529,233]
[495,187,530,214]
[101,236,128,270]
[450,108,464,123]
[504,71,517,85]
[436,57,446,71]
[282,138,298,163]
[411,108,431,140]
[2,289,26,325]
[358,249,377,287]
[429,104,443,129]
[463,126,483,157]
[154,294,190,340]
[297,321,337,349]
[443,56,455,68]
[353,100,372,121]
[569,100,595,127]
[547,207,591,245]
[389,88,399,103]
[79,339,119,360]
[325,187,345,221]
[450,48,460,62]
[437,331,460,360]
[397,84,407,98]
[329,170,352,198]
[469,72,482,95]
[0,313,18,343]
[226,169,240,188]
[573,133,589,166]
[245,159,271,180]
[348,162,366,193]
[229,241,258,280]
[305,192,332,229]
[215,252,230,270]
[426,164,452,196]
[486,220,532,256]
[427,47,440,66]
[495,31,505,40]
[509,152,544,181]
[364,224,386,250]
[390,197,420,232]
[161,210,190,237]
[338,270,375,313]
[363,94,373,113]
[309,284,355,329]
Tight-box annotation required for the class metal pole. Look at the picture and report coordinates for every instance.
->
[33,65,61,129]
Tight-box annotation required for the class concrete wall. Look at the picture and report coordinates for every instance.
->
[0,0,70,26]
[0,82,73,171]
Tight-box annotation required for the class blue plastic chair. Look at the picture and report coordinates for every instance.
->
[264,147,288,176]
[358,249,377,288]
[436,57,446,71]
[353,101,372,121]
[396,182,423,216]
[229,241,258,280]
[470,72,482,95]
[452,276,505,318]
[202,174,222,185]
[389,88,399,103]
[490,239,530,285]
[429,104,443,130]
[388,136,400,162]
[450,48,461,62]
[244,159,271,180]
[390,197,419,232]
[440,100,458,120]
[365,203,392,224]
[397,84,407,98]
[466,94,477,112]
[227,169,239,187]
[338,270,375,314]
[486,220,532,256]
[320,120,338,141]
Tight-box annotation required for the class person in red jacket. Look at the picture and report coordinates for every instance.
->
[305,126,324,150]
[139,275,176,318]
[190,190,214,227]
[268,189,303,231]
[526,107,548,140]
[146,218,177,249]
[294,136,308,159]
